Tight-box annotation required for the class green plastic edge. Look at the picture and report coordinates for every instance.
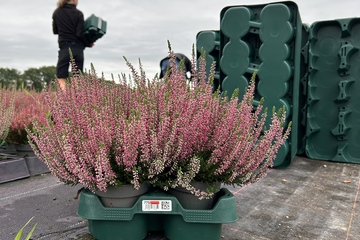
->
[78,188,238,224]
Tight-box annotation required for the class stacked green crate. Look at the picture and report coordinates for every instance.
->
[297,24,310,155]
[196,31,221,91]
[306,17,360,163]
[219,1,304,167]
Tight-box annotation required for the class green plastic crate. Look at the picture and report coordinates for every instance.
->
[219,1,304,167]
[296,23,310,156]
[306,17,360,163]
[78,188,238,240]
[84,14,107,43]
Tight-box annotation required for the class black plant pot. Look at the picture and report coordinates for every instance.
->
[0,157,30,183]
[25,156,50,176]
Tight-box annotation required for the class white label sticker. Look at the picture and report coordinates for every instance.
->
[142,200,172,212]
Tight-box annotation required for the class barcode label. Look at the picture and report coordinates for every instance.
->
[142,200,172,211]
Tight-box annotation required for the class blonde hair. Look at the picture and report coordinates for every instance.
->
[57,0,70,8]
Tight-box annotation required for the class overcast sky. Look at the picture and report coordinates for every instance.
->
[1,0,359,80]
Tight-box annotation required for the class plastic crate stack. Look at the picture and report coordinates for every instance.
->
[196,0,360,166]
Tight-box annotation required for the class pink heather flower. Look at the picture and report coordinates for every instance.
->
[7,89,49,144]
[27,43,291,197]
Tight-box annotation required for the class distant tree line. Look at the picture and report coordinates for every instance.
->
[0,66,56,92]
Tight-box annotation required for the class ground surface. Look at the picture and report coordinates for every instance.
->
[1,156,359,240]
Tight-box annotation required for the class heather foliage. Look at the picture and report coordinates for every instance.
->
[27,44,290,198]
[27,65,145,191]
[0,88,15,144]
[7,90,48,144]
[144,48,291,199]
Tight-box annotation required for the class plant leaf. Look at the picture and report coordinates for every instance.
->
[14,216,35,240]
[24,223,37,240]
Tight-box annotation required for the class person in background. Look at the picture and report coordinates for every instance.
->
[52,0,93,90]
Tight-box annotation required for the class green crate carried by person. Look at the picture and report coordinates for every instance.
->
[84,14,107,43]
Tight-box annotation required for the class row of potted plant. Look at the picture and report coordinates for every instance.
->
[0,86,51,183]
[26,46,291,204]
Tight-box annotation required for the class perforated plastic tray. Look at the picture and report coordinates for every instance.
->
[306,17,360,163]
[219,1,304,167]
[78,188,238,240]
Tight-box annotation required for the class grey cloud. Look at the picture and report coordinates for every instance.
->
[0,0,359,79]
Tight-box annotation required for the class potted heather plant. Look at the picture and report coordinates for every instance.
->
[0,87,15,155]
[27,44,290,210]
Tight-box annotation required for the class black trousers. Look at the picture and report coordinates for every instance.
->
[56,42,85,78]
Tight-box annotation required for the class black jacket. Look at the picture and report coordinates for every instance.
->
[52,4,91,48]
